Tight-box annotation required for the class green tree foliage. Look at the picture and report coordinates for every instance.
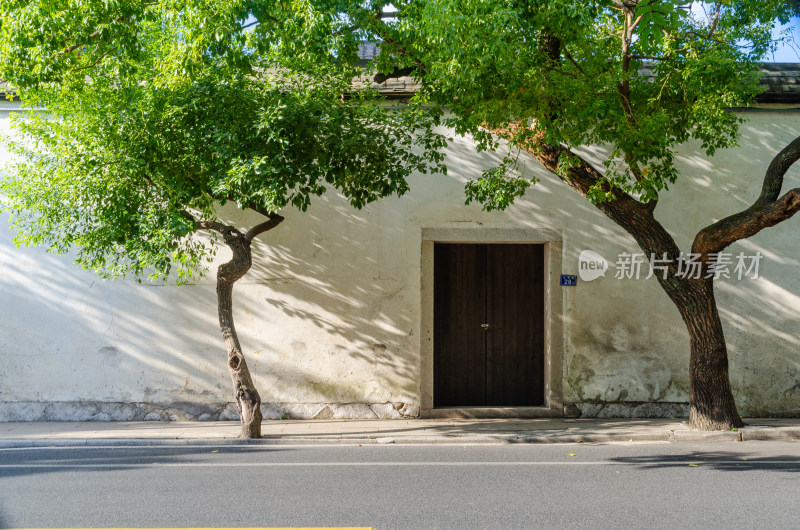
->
[363,0,792,207]
[356,0,800,430]
[0,0,445,282]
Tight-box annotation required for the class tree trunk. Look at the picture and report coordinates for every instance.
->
[217,227,262,438]
[662,278,744,430]
[509,131,747,430]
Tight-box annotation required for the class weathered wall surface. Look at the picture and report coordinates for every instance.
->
[562,113,800,417]
[1,102,798,420]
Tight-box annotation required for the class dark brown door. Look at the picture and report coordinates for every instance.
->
[434,243,544,407]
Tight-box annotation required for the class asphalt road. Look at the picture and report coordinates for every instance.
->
[1,441,799,529]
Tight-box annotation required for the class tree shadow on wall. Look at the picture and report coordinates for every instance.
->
[1,116,799,416]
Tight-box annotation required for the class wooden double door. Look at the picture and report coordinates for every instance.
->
[434,243,545,407]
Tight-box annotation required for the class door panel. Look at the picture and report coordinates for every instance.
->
[433,244,487,406]
[486,244,545,406]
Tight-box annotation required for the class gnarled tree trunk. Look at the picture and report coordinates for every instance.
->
[217,226,263,438]
[663,278,743,430]
[192,213,284,438]
[498,126,800,430]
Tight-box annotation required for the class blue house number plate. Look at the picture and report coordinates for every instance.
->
[560,274,578,286]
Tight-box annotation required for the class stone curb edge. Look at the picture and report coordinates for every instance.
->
[0,435,665,448]
[0,427,797,448]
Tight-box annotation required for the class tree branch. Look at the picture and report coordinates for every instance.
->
[380,36,427,74]
[561,46,588,77]
[490,122,685,283]
[63,16,127,54]
[334,9,394,36]
[624,152,658,212]
[180,210,226,234]
[616,9,656,210]
[693,135,800,257]
[244,214,284,242]
[758,135,800,204]
[707,3,722,39]
[181,208,284,242]
[493,124,648,214]
[70,45,119,73]
[629,12,646,34]
[631,54,674,61]
[219,197,276,219]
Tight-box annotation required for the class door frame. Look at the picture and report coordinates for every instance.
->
[419,227,564,417]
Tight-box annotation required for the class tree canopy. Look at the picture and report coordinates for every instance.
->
[360,0,794,209]
[0,0,446,282]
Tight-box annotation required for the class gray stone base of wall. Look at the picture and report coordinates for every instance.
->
[10,400,797,421]
[262,402,420,420]
[567,401,690,418]
[0,401,421,422]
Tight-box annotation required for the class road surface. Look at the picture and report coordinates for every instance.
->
[1,441,799,528]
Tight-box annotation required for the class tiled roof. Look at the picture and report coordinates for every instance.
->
[360,45,800,103]
[363,74,418,99]
[756,63,800,103]
[2,61,798,103]
[367,63,800,103]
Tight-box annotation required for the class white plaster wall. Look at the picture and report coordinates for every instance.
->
[562,113,800,416]
[1,102,798,420]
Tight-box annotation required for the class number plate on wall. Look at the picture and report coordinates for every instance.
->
[560,274,578,286]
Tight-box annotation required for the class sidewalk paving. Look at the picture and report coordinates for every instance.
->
[1,417,799,447]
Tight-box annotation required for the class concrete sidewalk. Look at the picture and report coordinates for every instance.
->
[1,417,799,447]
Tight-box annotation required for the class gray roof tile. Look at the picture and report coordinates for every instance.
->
[359,45,800,103]
[2,55,798,103]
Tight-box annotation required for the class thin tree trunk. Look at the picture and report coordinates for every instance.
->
[184,211,283,438]
[664,278,744,430]
[217,227,262,438]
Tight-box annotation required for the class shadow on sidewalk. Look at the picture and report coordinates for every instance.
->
[259,418,680,439]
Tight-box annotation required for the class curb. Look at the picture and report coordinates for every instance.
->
[742,427,800,441]
[0,435,665,448]
[671,430,742,442]
[0,428,797,449]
